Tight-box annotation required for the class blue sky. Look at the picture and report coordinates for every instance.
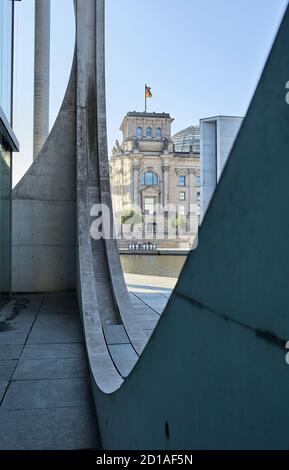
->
[13,0,288,184]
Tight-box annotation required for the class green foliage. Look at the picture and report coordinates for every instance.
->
[121,209,142,226]
[171,215,186,229]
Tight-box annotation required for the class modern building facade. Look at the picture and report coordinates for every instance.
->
[0,0,19,307]
[110,112,200,248]
[200,115,243,220]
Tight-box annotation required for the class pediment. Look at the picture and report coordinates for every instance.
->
[141,186,161,196]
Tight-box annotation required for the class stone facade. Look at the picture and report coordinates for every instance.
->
[110,112,200,248]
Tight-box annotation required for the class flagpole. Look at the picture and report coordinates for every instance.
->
[145,83,147,113]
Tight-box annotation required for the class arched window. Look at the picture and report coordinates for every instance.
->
[136,127,142,137]
[146,127,152,137]
[141,171,159,186]
[156,127,162,138]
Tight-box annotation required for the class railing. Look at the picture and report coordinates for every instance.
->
[118,242,158,252]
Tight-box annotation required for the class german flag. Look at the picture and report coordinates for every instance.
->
[145,85,152,98]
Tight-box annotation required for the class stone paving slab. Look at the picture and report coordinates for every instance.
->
[12,357,89,381]
[27,329,83,344]
[0,332,28,345]
[31,314,82,329]
[134,312,160,322]
[0,360,17,381]
[108,344,138,378]
[103,325,130,345]
[133,293,168,310]
[160,292,173,299]
[0,381,8,402]
[2,315,37,333]
[135,319,159,330]
[0,406,100,450]
[143,330,154,339]
[2,377,93,411]
[0,344,23,360]
[38,308,79,315]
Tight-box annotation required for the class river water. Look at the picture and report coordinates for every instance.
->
[120,255,187,279]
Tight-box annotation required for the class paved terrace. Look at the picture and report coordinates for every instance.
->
[0,275,176,450]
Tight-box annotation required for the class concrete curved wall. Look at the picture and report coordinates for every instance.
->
[12,59,77,292]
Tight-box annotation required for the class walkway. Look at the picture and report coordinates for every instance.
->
[0,274,176,450]
[125,273,177,340]
[0,293,99,450]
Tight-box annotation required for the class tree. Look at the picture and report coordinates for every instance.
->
[171,215,186,236]
[120,208,142,238]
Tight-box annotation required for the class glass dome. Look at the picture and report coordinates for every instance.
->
[172,126,200,153]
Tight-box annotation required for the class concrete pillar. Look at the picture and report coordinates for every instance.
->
[33,0,50,160]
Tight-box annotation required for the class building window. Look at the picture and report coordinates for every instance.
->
[179,192,186,201]
[195,175,201,185]
[178,175,186,186]
[146,127,152,137]
[178,205,186,216]
[136,127,142,137]
[141,171,159,186]
[156,127,162,138]
[144,197,155,215]
[197,191,200,202]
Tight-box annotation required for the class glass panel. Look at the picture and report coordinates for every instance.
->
[146,172,153,185]
[142,172,159,186]
[0,136,11,306]
[179,175,186,186]
[144,197,155,215]
[153,173,158,185]
[136,127,142,137]
[156,127,161,138]
[146,127,152,137]
[0,0,13,123]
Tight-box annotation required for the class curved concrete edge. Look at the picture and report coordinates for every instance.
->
[75,0,147,395]
[84,4,289,449]
[94,0,147,357]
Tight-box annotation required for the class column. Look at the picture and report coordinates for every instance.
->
[133,163,140,207]
[163,165,170,207]
[189,169,195,207]
[33,0,51,160]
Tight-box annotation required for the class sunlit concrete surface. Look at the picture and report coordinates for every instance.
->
[0,294,99,450]
[125,273,177,340]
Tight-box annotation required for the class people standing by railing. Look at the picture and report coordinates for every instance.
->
[127,241,157,252]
